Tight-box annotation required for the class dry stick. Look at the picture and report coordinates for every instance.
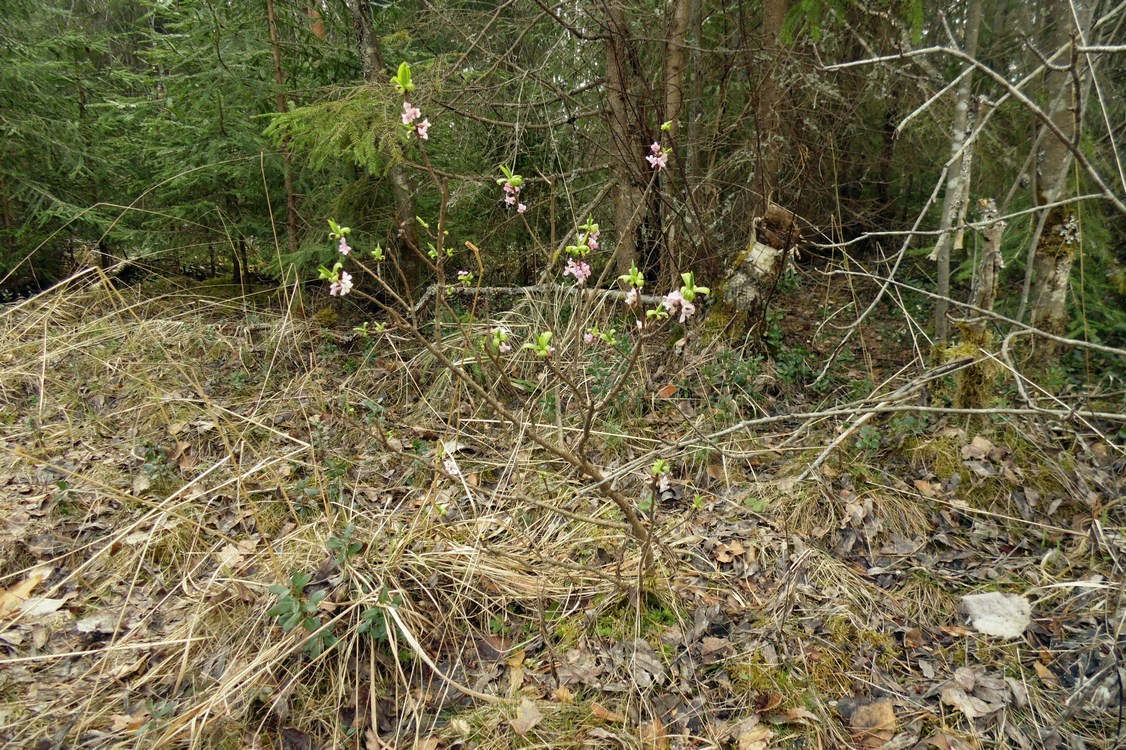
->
[825,45,1126,215]
[829,267,1126,359]
[589,400,1126,497]
[803,193,1106,250]
[795,357,975,482]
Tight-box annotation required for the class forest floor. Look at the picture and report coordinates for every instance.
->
[0,268,1122,750]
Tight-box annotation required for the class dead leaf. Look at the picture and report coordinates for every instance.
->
[1033,660,1057,687]
[0,569,49,617]
[713,539,745,563]
[914,479,939,497]
[783,706,819,724]
[736,724,773,750]
[510,697,543,736]
[940,686,996,720]
[638,717,668,749]
[554,685,574,703]
[76,611,119,635]
[216,543,243,570]
[924,732,976,750]
[960,592,1031,638]
[656,384,677,399]
[591,702,626,723]
[108,711,149,732]
[132,472,152,495]
[849,700,896,748]
[961,436,994,460]
[18,596,65,620]
[755,691,783,713]
[940,624,974,638]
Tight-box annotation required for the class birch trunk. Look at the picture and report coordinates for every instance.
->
[932,0,983,344]
[1026,0,1094,361]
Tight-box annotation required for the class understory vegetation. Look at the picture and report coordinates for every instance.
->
[1,1,1124,749]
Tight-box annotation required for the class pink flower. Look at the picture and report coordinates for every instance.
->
[650,142,661,155]
[415,119,430,140]
[402,102,421,125]
[443,456,460,477]
[677,299,696,322]
[338,237,351,256]
[662,289,695,322]
[583,332,596,344]
[625,288,638,306]
[562,258,592,286]
[517,203,527,214]
[503,182,518,195]
[330,271,353,297]
[504,193,517,206]
[646,151,669,170]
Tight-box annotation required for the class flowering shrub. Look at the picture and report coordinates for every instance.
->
[315,63,711,554]
[497,166,526,213]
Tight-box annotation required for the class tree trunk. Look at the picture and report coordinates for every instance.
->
[953,199,1005,411]
[265,0,300,256]
[659,0,691,286]
[1027,0,1094,362]
[684,0,703,188]
[755,0,788,214]
[604,4,646,280]
[932,0,983,345]
[347,0,424,292]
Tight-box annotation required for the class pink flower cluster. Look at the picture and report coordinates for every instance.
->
[402,101,429,140]
[646,141,668,171]
[330,271,353,297]
[501,180,526,214]
[585,227,600,251]
[563,258,592,286]
[662,289,695,322]
[338,237,351,256]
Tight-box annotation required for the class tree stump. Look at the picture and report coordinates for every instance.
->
[708,202,802,341]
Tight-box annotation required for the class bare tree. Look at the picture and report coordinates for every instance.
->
[1025,0,1095,362]
[932,0,983,344]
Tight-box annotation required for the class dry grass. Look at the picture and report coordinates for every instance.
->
[0,272,1122,749]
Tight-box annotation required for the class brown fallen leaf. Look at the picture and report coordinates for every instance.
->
[0,569,49,617]
[638,717,669,749]
[849,700,896,748]
[783,706,819,724]
[510,697,543,736]
[755,691,783,713]
[713,539,745,563]
[656,383,677,399]
[1033,660,1058,687]
[940,686,997,720]
[591,702,626,723]
[108,711,150,732]
[736,724,773,750]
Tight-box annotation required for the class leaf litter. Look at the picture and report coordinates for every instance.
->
[0,283,1122,750]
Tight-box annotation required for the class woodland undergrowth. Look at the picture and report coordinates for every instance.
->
[0,261,1122,750]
